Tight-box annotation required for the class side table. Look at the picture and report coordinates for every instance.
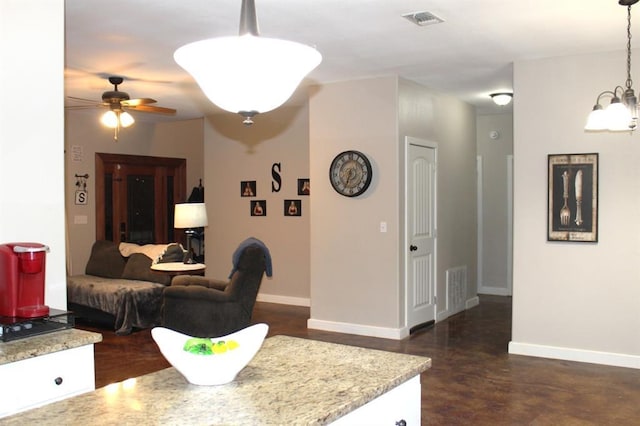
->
[150,262,206,276]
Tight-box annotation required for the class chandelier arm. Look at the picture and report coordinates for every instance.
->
[239,0,259,36]
[594,90,617,105]
[613,85,625,98]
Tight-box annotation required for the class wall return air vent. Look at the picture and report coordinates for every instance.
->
[402,11,445,26]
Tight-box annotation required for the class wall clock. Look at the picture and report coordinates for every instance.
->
[329,150,373,197]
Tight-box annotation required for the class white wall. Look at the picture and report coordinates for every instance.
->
[309,77,401,336]
[65,111,204,275]
[308,76,477,339]
[0,0,66,310]
[204,106,311,305]
[477,113,513,295]
[511,50,640,368]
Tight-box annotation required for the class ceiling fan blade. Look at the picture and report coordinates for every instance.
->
[67,95,101,103]
[65,105,103,110]
[121,98,157,106]
[95,72,172,85]
[127,104,176,115]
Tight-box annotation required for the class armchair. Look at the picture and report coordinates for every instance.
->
[161,244,267,338]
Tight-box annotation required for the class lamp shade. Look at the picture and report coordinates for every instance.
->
[174,203,208,229]
[606,101,633,131]
[100,110,119,128]
[100,110,135,129]
[584,106,608,131]
[119,111,135,128]
[174,34,321,115]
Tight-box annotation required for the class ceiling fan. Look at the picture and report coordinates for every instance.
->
[67,76,177,140]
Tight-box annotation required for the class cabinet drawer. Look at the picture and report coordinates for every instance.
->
[0,344,95,417]
[331,375,421,425]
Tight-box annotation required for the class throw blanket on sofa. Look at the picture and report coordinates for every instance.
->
[119,242,170,264]
[67,275,165,335]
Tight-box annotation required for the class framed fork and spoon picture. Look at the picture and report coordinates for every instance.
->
[548,153,598,242]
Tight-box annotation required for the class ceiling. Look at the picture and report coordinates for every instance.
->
[65,0,636,123]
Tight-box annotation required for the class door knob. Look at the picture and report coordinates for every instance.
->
[409,245,418,251]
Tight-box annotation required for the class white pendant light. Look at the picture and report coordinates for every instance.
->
[174,0,322,125]
[585,0,639,132]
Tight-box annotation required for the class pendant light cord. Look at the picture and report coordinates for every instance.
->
[626,5,634,90]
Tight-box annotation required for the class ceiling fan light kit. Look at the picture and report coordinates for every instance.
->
[100,110,134,129]
[585,0,639,132]
[67,75,176,141]
[174,0,322,125]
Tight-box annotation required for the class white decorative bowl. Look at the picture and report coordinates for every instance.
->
[151,323,269,386]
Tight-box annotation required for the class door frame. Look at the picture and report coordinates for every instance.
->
[477,154,513,296]
[404,136,438,330]
[95,153,187,244]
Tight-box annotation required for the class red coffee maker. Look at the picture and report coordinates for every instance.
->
[0,243,50,318]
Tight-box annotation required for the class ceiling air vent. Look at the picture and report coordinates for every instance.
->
[402,11,444,27]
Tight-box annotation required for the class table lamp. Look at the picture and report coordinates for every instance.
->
[174,203,208,264]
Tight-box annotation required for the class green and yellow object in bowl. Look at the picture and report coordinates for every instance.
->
[183,337,240,356]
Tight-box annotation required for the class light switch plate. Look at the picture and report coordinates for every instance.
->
[74,215,88,225]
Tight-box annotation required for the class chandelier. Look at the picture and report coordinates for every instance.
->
[174,0,322,125]
[585,0,639,132]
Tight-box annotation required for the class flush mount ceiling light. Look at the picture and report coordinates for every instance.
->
[174,0,322,125]
[585,0,639,132]
[490,93,513,106]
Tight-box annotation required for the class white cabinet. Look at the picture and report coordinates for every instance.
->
[0,344,95,418]
[330,375,421,425]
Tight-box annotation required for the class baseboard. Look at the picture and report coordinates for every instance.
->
[509,341,640,370]
[436,296,479,322]
[466,296,480,309]
[436,309,450,322]
[478,286,510,296]
[256,293,310,307]
[307,318,409,340]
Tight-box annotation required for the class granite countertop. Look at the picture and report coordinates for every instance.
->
[0,328,102,365]
[2,335,431,425]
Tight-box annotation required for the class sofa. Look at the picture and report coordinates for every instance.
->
[67,240,185,335]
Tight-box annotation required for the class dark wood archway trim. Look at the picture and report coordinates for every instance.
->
[95,153,187,244]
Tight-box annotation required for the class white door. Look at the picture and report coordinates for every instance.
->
[406,138,437,331]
